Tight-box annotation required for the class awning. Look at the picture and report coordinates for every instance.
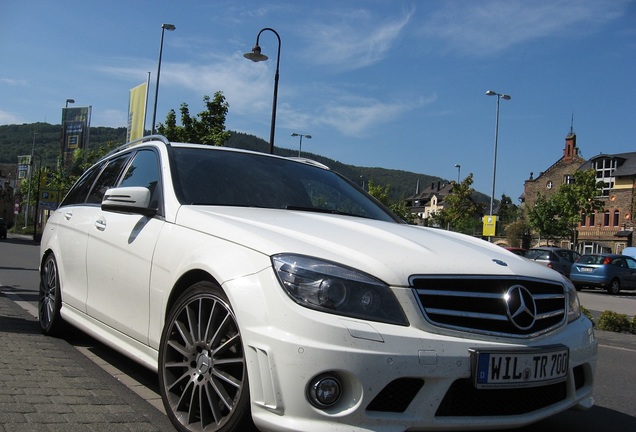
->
[614,230,633,238]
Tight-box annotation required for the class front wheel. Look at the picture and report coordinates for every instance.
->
[158,281,253,432]
[38,254,65,336]
[606,279,621,295]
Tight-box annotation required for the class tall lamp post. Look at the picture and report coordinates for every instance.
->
[24,132,38,229]
[291,133,311,157]
[454,164,461,183]
[244,28,281,154]
[485,90,511,217]
[151,23,176,134]
[32,152,42,242]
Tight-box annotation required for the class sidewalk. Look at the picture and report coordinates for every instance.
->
[0,292,175,432]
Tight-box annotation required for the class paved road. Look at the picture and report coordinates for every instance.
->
[1,235,635,431]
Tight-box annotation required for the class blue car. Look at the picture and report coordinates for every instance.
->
[570,254,636,294]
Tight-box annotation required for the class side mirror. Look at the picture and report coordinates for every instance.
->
[102,187,156,217]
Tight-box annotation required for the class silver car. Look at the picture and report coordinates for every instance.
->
[525,247,581,277]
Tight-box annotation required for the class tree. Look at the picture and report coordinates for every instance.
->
[157,91,231,145]
[505,218,529,248]
[429,173,484,234]
[527,169,605,245]
[527,193,570,243]
[367,180,416,223]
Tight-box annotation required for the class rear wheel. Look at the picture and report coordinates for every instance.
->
[38,254,66,336]
[607,278,621,295]
[159,281,253,432]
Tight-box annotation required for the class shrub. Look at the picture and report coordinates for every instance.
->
[580,306,594,326]
[596,310,631,333]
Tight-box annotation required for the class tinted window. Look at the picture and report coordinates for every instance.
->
[60,163,103,206]
[119,150,162,211]
[86,155,130,204]
[172,148,397,222]
[578,255,602,264]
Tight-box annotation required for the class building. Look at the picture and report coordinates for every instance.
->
[523,131,586,212]
[523,131,635,253]
[577,152,636,254]
[405,181,453,224]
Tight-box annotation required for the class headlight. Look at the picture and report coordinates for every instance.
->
[272,254,408,326]
[563,277,581,323]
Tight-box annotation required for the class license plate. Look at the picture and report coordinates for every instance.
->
[472,346,569,389]
[580,267,594,272]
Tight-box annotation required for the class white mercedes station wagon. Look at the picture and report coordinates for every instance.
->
[39,136,597,432]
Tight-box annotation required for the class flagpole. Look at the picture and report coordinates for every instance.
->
[144,72,150,136]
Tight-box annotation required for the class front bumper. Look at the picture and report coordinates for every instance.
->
[226,269,598,432]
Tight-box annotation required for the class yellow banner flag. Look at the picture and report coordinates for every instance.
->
[127,82,148,141]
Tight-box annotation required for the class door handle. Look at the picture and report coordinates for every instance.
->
[94,219,106,231]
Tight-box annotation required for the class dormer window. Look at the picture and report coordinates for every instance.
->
[594,157,616,196]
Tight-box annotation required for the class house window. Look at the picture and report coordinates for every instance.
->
[563,174,574,185]
[603,211,610,227]
[594,158,616,197]
[580,213,586,226]
[614,210,620,226]
[589,213,595,226]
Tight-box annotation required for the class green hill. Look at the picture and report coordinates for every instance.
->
[0,123,468,203]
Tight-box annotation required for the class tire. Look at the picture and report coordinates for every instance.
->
[38,254,66,336]
[159,281,253,432]
[606,278,621,295]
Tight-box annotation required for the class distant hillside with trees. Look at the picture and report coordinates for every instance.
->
[0,122,479,204]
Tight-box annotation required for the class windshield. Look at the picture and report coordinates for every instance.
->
[171,147,399,223]
[525,249,553,260]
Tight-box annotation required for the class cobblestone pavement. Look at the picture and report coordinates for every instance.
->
[0,292,175,432]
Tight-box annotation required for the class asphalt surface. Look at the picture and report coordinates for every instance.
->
[0,291,175,432]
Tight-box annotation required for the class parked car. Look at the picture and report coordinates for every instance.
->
[570,254,636,294]
[504,246,528,256]
[620,246,636,259]
[38,136,596,432]
[525,247,580,277]
[0,217,7,239]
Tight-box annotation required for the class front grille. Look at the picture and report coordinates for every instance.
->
[436,378,566,416]
[411,276,566,337]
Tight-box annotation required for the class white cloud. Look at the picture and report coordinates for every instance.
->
[0,110,24,125]
[419,0,630,56]
[302,7,414,71]
[317,93,434,137]
[0,77,28,86]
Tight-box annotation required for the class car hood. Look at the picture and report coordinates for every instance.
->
[176,206,560,286]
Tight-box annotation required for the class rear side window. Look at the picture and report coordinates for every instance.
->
[86,155,130,204]
[60,164,103,206]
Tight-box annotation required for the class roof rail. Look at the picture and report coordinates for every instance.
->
[102,135,171,160]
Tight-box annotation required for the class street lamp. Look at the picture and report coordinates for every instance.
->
[65,99,75,108]
[291,133,311,157]
[485,90,511,217]
[244,27,281,154]
[24,132,38,229]
[32,152,42,242]
[151,23,176,134]
[454,164,461,183]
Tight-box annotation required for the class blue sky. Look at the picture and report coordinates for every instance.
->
[1,0,634,201]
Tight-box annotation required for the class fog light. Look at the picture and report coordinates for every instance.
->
[307,373,342,408]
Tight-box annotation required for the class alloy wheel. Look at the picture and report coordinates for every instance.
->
[160,284,249,432]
